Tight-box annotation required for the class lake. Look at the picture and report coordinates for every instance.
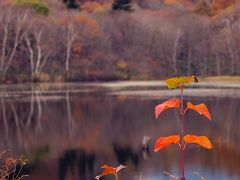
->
[0,81,239,180]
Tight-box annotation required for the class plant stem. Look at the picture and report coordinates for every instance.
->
[114,173,119,180]
[180,84,185,180]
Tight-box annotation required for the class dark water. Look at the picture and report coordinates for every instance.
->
[0,83,239,180]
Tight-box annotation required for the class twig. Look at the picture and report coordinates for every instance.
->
[193,172,206,180]
[163,171,179,180]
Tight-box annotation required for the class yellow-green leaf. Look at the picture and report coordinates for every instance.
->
[165,76,198,89]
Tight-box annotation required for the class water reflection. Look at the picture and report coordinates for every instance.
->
[0,84,239,179]
[59,149,95,180]
[113,144,140,168]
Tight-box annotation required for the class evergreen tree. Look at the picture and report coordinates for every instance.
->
[63,0,79,9]
[112,0,133,11]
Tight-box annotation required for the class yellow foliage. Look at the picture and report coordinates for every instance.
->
[116,60,128,69]
[165,76,198,89]
[39,72,51,82]
[210,0,236,16]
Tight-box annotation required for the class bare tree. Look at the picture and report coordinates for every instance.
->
[0,8,28,76]
[65,23,78,75]
[224,18,235,75]
[24,17,51,80]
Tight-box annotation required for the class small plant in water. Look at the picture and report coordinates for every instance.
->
[95,164,126,180]
[154,76,213,180]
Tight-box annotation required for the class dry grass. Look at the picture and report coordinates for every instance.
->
[0,151,28,180]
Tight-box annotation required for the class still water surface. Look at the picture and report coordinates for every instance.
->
[0,82,239,180]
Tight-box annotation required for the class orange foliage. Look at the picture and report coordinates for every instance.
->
[98,164,116,176]
[74,15,99,31]
[164,0,176,5]
[59,15,99,30]
[76,16,101,39]
[95,164,126,179]
[154,135,180,152]
[155,98,180,119]
[211,0,235,14]
[72,43,82,54]
[184,134,213,149]
[81,2,103,13]
[187,102,211,120]
[116,59,128,69]
[59,15,101,39]
[163,0,194,8]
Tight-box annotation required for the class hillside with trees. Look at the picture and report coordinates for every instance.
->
[0,0,239,82]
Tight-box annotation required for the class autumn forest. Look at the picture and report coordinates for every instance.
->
[0,0,240,83]
[0,1,240,180]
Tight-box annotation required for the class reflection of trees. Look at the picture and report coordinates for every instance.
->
[185,143,240,177]
[225,97,234,142]
[9,101,22,146]
[66,90,75,138]
[35,90,43,134]
[1,97,8,140]
[0,87,44,149]
[0,84,80,150]
[59,149,95,180]
[113,144,139,168]
[0,87,239,178]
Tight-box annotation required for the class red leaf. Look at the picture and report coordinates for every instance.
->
[155,98,180,119]
[95,164,126,179]
[187,102,211,120]
[154,135,180,152]
[99,164,116,176]
[184,134,213,149]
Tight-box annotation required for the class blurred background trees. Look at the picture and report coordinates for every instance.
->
[0,0,239,82]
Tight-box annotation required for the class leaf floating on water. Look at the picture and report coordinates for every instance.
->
[183,134,213,149]
[154,135,180,152]
[155,98,180,119]
[165,76,198,89]
[187,102,212,120]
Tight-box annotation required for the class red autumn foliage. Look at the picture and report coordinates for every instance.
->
[154,135,180,152]
[184,134,213,149]
[81,2,103,13]
[187,102,212,120]
[155,98,180,119]
[95,164,126,179]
